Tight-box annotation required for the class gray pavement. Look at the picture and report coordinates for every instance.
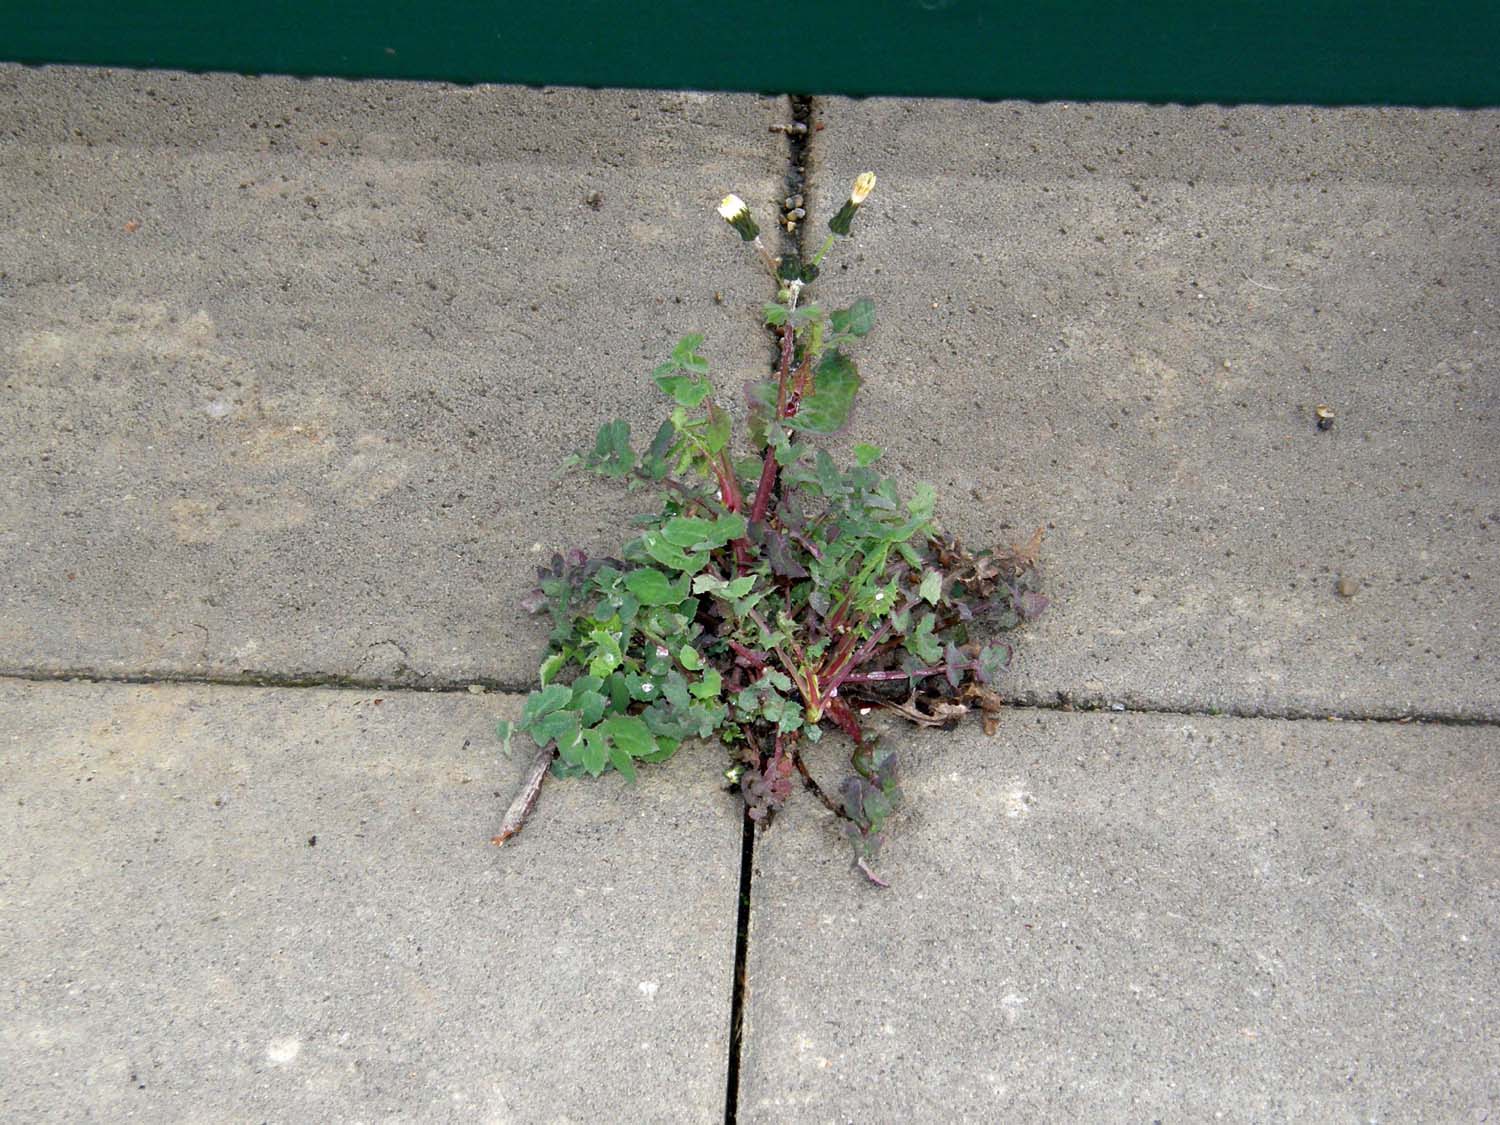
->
[2,65,1498,1121]
[740,711,1499,1121]
[0,65,785,686]
[808,98,1499,719]
[1,677,740,1121]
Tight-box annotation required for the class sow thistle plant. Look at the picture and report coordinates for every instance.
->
[495,173,1047,885]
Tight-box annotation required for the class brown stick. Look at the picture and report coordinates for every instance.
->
[491,743,556,846]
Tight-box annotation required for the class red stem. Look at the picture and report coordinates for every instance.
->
[749,447,778,525]
[749,324,800,529]
[818,618,898,706]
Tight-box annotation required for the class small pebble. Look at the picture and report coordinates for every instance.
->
[1336,576,1359,597]
[1315,404,1335,431]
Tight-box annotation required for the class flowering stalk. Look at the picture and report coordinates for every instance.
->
[718,194,779,274]
[827,172,876,237]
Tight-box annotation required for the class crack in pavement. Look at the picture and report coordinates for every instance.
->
[2,666,1495,728]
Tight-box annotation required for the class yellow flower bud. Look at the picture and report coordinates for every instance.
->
[850,172,876,205]
[717,194,759,240]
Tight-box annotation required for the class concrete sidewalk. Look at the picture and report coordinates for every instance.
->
[2,65,1497,1120]
[1,679,740,1120]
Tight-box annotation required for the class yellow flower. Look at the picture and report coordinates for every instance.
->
[717,193,760,241]
[829,172,877,237]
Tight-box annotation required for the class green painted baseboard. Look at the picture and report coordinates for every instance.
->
[2,1,1497,106]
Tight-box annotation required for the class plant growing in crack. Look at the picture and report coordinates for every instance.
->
[494,173,1048,885]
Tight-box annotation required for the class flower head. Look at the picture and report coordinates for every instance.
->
[717,193,760,241]
[828,172,877,237]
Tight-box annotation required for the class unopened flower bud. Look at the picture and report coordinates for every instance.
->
[717,193,759,241]
[828,172,876,236]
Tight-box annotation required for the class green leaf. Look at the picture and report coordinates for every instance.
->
[624,568,686,607]
[661,513,747,550]
[496,719,514,755]
[521,684,573,726]
[529,708,579,748]
[763,303,789,326]
[602,715,656,758]
[640,530,702,574]
[642,420,675,479]
[906,612,942,664]
[557,727,587,768]
[539,651,568,687]
[587,419,635,477]
[906,481,936,521]
[692,573,756,599]
[854,443,883,466]
[679,645,704,671]
[671,333,709,374]
[789,351,860,434]
[723,575,757,598]
[654,371,713,407]
[700,404,731,454]
[639,735,681,764]
[586,629,624,678]
[571,679,608,726]
[608,744,638,781]
[919,569,943,605]
[830,297,876,337]
[690,667,723,700]
[579,726,609,776]
[815,449,845,500]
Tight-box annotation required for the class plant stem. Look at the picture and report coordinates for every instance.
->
[793,749,848,819]
[809,233,837,268]
[749,447,778,526]
[818,618,898,706]
[751,234,780,275]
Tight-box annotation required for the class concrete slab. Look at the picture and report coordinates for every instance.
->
[738,710,1500,1121]
[0,65,788,686]
[805,100,1500,718]
[0,677,741,1121]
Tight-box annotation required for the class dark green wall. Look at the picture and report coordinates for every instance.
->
[3,1,1497,106]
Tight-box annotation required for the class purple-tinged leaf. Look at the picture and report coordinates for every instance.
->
[944,642,964,690]
[763,528,810,578]
[1016,590,1051,622]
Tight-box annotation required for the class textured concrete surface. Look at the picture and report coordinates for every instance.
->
[805,99,1499,718]
[6,68,1500,1122]
[739,711,1500,1121]
[0,65,787,686]
[0,677,741,1121]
